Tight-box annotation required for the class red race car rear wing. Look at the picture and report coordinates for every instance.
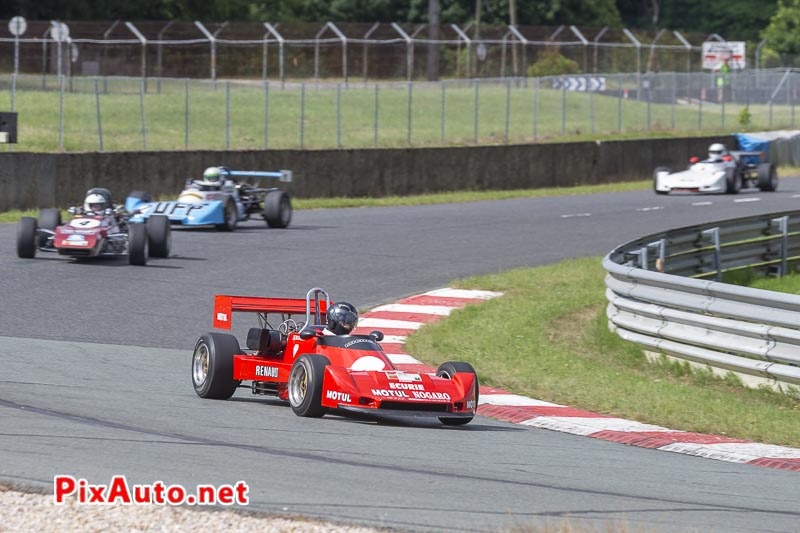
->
[213,295,328,329]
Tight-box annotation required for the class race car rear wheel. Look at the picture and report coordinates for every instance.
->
[128,223,148,266]
[217,199,238,231]
[192,333,241,400]
[17,217,37,258]
[288,354,329,417]
[725,168,742,194]
[653,167,669,195]
[263,191,292,229]
[146,215,172,258]
[757,163,778,192]
[436,361,479,426]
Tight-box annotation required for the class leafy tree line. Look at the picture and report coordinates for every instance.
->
[2,0,798,58]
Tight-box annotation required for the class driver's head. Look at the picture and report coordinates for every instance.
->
[326,302,359,335]
[708,143,726,160]
[201,166,224,187]
[83,193,108,213]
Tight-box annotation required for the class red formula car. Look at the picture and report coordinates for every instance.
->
[191,288,479,425]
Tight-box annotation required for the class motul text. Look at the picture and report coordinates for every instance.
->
[54,475,249,506]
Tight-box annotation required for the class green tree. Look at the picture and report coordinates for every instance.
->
[763,0,800,59]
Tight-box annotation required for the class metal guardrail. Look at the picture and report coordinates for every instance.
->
[603,210,800,388]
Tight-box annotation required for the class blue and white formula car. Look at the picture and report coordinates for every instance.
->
[125,167,293,231]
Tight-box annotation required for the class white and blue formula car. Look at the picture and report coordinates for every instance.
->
[125,167,293,231]
[653,143,778,195]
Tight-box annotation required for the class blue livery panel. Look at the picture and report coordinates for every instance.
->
[128,200,225,226]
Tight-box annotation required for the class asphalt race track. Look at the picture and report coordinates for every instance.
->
[3,181,800,532]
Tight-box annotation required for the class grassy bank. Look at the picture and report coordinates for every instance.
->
[2,75,795,152]
[405,257,800,446]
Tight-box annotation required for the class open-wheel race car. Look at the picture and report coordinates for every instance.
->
[16,187,170,266]
[126,166,292,231]
[191,288,479,425]
[653,143,778,195]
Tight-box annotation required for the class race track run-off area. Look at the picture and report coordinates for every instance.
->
[3,181,800,532]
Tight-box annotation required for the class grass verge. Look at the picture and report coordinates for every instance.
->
[405,256,800,447]
[0,180,651,224]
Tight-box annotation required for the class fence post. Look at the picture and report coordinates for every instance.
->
[590,82,595,133]
[225,80,231,150]
[264,80,270,149]
[440,81,446,143]
[58,75,65,151]
[407,81,413,145]
[94,77,103,151]
[771,216,789,276]
[533,77,539,140]
[139,78,147,149]
[504,79,511,144]
[337,83,342,148]
[10,73,16,112]
[374,83,379,146]
[671,72,676,129]
[300,82,305,148]
[474,81,479,142]
[617,74,623,132]
[561,81,567,135]
[646,74,651,130]
[184,78,189,150]
[698,81,703,130]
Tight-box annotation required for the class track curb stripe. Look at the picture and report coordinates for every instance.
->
[362,287,800,473]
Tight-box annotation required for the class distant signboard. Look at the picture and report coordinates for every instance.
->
[702,41,746,70]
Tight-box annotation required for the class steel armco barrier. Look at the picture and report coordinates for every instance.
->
[603,210,800,389]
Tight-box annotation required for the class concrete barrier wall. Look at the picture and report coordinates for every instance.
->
[0,135,735,211]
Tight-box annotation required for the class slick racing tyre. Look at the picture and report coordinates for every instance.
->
[757,163,778,192]
[17,217,37,258]
[263,191,292,229]
[653,167,669,195]
[217,198,238,231]
[128,223,148,266]
[192,333,241,400]
[146,214,172,258]
[37,208,61,247]
[725,168,742,194]
[288,354,329,417]
[436,361,478,426]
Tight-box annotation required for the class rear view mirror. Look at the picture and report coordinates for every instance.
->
[369,330,384,342]
[689,157,699,164]
[299,328,317,340]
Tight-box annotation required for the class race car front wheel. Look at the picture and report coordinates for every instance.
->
[37,208,61,247]
[725,169,742,194]
[217,199,238,231]
[17,217,37,258]
[653,167,669,195]
[288,354,329,417]
[192,333,241,400]
[757,163,778,192]
[128,223,148,266]
[146,214,172,258]
[436,361,479,426]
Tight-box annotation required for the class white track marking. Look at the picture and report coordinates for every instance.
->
[734,197,761,203]
[479,394,563,407]
[793,194,800,198]
[358,318,424,330]
[659,442,800,463]
[692,201,713,206]
[636,206,664,212]
[423,288,503,300]
[522,417,677,436]
[560,213,592,218]
[379,335,408,344]
[386,353,423,365]
[370,304,455,316]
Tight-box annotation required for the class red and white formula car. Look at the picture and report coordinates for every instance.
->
[191,288,479,425]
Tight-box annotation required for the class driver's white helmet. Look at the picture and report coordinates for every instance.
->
[708,143,727,160]
[84,193,108,213]
[201,167,224,187]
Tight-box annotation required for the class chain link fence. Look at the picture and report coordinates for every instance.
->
[3,69,800,152]
[0,19,782,83]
